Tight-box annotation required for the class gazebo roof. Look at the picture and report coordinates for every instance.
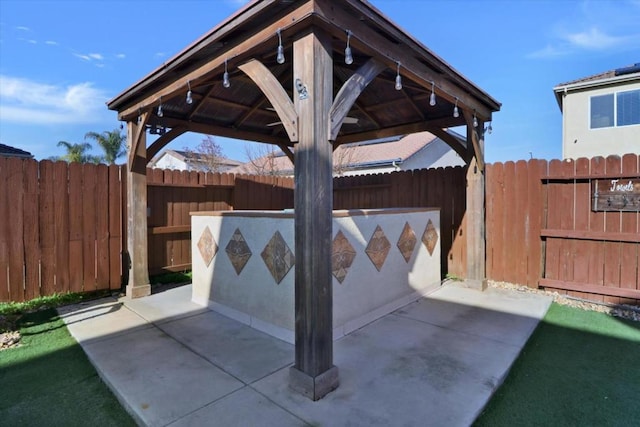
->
[107,0,500,150]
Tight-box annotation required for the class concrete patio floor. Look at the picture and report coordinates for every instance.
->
[58,283,552,427]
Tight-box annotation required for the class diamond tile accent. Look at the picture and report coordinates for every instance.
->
[422,219,438,256]
[332,230,357,284]
[197,226,218,267]
[365,225,391,272]
[396,222,417,263]
[261,230,295,284]
[225,228,252,275]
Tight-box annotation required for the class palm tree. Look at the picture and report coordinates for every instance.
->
[56,141,97,163]
[84,128,126,164]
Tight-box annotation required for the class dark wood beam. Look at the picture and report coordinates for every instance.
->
[157,117,291,146]
[238,59,298,142]
[426,127,469,162]
[289,29,339,401]
[463,109,484,172]
[277,143,295,163]
[127,112,149,169]
[329,58,385,140]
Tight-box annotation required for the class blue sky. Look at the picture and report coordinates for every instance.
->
[1,0,639,163]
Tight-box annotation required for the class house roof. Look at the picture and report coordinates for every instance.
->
[229,130,457,175]
[0,143,33,159]
[149,149,242,170]
[553,63,640,110]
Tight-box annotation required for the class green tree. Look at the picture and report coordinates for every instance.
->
[56,141,99,163]
[84,128,126,164]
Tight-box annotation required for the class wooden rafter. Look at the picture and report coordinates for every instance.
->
[127,112,149,168]
[426,127,469,163]
[277,143,295,163]
[463,109,484,172]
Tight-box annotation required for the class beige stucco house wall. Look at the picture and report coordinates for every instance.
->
[554,65,640,160]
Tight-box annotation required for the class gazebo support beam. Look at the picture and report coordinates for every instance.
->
[464,118,487,290]
[126,120,151,298]
[289,30,339,401]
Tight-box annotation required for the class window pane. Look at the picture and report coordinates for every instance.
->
[591,94,614,128]
[617,89,640,126]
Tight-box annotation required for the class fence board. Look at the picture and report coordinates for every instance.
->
[96,165,110,289]
[526,159,546,288]
[39,161,56,297]
[0,158,9,301]
[514,160,528,285]
[6,159,25,301]
[587,157,607,302]
[543,160,563,294]
[82,164,97,291]
[21,160,40,300]
[68,162,84,293]
[603,156,622,304]
[571,157,591,300]
[108,165,122,290]
[53,162,70,293]
[620,154,639,305]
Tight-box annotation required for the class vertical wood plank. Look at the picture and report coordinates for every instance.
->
[570,157,591,300]
[39,161,56,296]
[108,165,123,290]
[502,161,517,284]
[95,164,110,289]
[22,159,41,300]
[603,155,622,304]
[619,154,639,304]
[514,160,528,285]
[587,157,606,303]
[7,159,25,301]
[544,159,563,294]
[68,162,84,293]
[82,163,97,291]
[526,159,546,288]
[53,161,70,294]
[0,158,9,301]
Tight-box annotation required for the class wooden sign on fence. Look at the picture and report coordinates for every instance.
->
[592,178,640,211]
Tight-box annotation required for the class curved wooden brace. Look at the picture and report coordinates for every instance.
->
[128,112,150,169]
[146,127,188,163]
[463,109,484,172]
[238,59,298,143]
[427,127,470,163]
[328,58,386,141]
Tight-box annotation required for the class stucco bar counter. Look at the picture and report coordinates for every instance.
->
[191,208,441,343]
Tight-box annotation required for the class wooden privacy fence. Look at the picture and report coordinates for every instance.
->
[0,158,124,302]
[147,167,467,279]
[486,153,640,305]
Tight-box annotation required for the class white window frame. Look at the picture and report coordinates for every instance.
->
[589,89,640,130]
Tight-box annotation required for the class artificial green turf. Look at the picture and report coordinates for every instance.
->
[0,309,136,427]
[475,303,640,427]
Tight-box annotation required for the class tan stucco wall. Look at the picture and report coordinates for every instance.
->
[561,80,640,160]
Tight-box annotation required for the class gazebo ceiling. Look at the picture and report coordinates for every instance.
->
[107,0,500,147]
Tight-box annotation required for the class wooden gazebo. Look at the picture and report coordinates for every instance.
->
[108,0,500,400]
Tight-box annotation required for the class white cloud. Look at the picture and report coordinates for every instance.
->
[115,53,126,59]
[155,52,166,58]
[45,40,58,45]
[16,26,30,31]
[88,53,103,60]
[564,27,629,50]
[0,75,109,124]
[74,53,91,61]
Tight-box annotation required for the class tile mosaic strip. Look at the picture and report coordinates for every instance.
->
[396,222,417,263]
[365,225,391,272]
[261,230,295,284]
[332,230,357,284]
[225,228,252,275]
[197,226,218,267]
[422,219,438,256]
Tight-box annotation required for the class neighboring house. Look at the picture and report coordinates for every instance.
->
[148,149,242,172]
[0,143,33,159]
[553,63,640,160]
[229,131,465,177]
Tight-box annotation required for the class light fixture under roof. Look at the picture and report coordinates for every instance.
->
[453,97,459,118]
[276,28,285,64]
[395,61,402,90]
[223,59,230,88]
[429,82,436,106]
[345,30,353,65]
[186,81,193,105]
[157,97,163,117]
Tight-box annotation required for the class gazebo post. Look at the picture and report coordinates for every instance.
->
[288,29,339,400]
[125,119,151,298]
[465,121,487,290]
